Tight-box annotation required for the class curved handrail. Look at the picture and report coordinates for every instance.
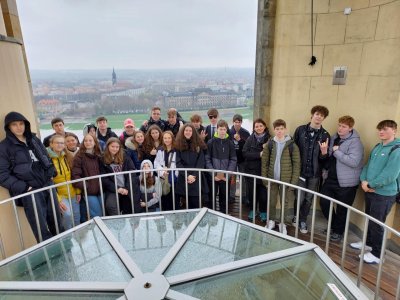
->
[0,167,398,299]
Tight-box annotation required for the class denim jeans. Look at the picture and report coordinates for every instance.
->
[86,195,103,218]
[61,196,81,230]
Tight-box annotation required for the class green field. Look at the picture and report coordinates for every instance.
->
[39,107,254,130]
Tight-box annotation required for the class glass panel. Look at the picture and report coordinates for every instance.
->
[165,212,298,276]
[104,211,198,273]
[0,291,122,299]
[173,251,357,300]
[0,223,131,282]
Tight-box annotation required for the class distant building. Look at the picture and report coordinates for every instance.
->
[36,99,62,118]
[112,68,117,86]
[164,88,239,110]
[101,87,146,98]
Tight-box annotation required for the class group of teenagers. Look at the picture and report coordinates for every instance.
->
[0,104,399,265]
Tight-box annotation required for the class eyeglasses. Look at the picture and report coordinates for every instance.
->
[53,142,65,145]
[208,115,217,119]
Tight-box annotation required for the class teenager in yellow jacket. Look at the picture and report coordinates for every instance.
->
[47,135,81,230]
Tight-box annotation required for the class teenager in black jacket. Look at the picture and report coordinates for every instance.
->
[242,118,270,222]
[100,138,140,215]
[0,112,63,242]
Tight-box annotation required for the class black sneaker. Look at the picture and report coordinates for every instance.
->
[330,233,342,242]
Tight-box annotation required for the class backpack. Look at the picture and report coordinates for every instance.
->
[373,143,400,203]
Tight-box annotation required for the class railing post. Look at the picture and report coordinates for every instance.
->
[99,177,105,216]
[266,180,271,223]
[66,183,75,227]
[225,171,229,214]
[144,171,148,213]
[357,217,370,287]
[280,185,285,227]
[341,209,351,270]
[198,170,202,208]
[212,170,215,211]
[114,174,121,215]
[239,174,243,220]
[325,200,334,254]
[12,200,25,250]
[184,170,189,209]
[375,229,388,300]
[252,178,256,224]
[31,194,43,243]
[295,189,301,239]
[310,194,317,243]
[172,168,176,211]
[82,179,90,220]
[49,189,60,235]
[129,173,134,214]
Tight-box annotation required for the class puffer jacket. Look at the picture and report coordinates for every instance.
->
[71,151,101,195]
[205,137,237,173]
[0,112,56,196]
[328,130,364,187]
[47,148,80,199]
[261,137,301,185]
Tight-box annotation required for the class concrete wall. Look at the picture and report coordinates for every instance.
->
[0,0,37,257]
[260,0,400,246]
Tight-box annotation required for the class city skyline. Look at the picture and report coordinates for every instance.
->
[17,0,258,70]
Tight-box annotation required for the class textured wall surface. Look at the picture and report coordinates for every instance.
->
[256,0,400,246]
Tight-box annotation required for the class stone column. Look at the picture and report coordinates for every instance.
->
[0,0,37,257]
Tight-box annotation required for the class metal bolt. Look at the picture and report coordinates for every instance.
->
[144,282,151,289]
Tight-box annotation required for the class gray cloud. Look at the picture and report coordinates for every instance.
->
[17,0,258,70]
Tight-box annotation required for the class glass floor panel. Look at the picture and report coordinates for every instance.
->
[104,211,198,273]
[165,212,299,276]
[0,292,122,299]
[172,251,357,300]
[0,223,131,282]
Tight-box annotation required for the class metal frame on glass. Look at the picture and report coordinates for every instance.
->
[0,206,367,299]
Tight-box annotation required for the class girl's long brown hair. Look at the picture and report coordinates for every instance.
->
[78,134,101,156]
[175,123,206,152]
[132,130,145,160]
[143,125,162,154]
[103,137,124,165]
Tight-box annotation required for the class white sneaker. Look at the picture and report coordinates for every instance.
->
[350,241,372,252]
[359,252,381,264]
[279,223,287,235]
[266,220,275,230]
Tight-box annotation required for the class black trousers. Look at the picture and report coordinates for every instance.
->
[365,193,395,257]
[21,187,63,242]
[320,180,358,234]
[214,180,228,213]
[246,178,267,212]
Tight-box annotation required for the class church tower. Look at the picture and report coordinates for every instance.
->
[112,67,117,86]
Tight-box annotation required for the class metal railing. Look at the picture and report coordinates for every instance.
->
[0,168,399,299]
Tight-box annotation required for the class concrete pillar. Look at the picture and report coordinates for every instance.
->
[0,0,37,257]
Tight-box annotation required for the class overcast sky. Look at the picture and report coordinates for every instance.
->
[17,0,258,70]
